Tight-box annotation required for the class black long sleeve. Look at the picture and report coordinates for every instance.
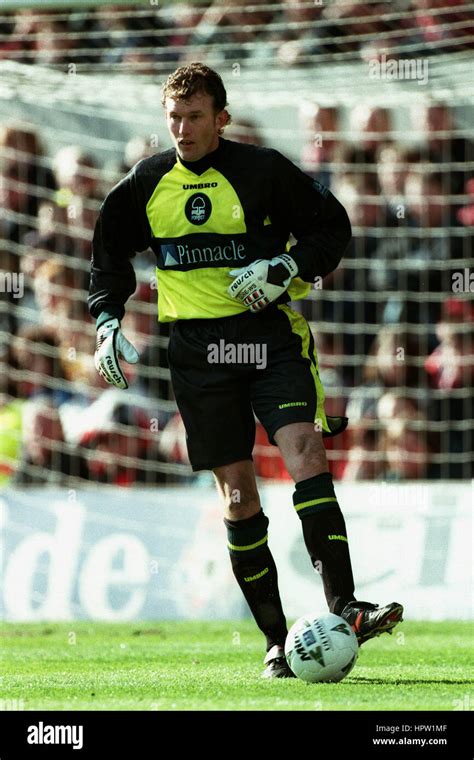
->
[88,166,151,321]
[269,150,352,282]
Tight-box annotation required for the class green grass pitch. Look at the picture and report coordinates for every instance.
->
[0,621,472,711]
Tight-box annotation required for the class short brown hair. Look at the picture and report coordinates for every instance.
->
[161,62,231,122]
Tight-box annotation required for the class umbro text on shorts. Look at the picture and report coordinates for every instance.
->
[167,303,348,471]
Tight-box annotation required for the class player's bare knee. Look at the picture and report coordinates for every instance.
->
[219,480,261,519]
[224,498,261,521]
[213,460,260,518]
[282,433,328,481]
[289,435,324,462]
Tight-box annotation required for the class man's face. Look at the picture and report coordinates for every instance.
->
[165,92,226,162]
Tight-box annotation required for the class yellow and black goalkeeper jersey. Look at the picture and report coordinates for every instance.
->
[88,137,351,323]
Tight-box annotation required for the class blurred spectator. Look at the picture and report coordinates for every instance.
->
[21,202,80,281]
[0,11,44,63]
[341,425,382,481]
[376,391,423,427]
[78,389,173,485]
[334,164,391,229]
[0,122,56,243]
[410,0,474,54]
[31,260,85,333]
[425,299,474,386]
[53,146,102,256]
[94,3,172,68]
[377,144,412,213]
[0,5,471,488]
[404,166,452,227]
[370,165,465,325]
[276,0,325,67]
[349,105,393,159]
[13,397,89,485]
[184,0,274,66]
[320,157,399,362]
[4,10,92,66]
[332,142,398,228]
[34,17,79,66]
[0,12,23,61]
[346,326,426,421]
[343,390,435,481]
[300,103,340,186]
[11,324,72,405]
[376,391,439,479]
[3,328,89,485]
[53,146,100,199]
[282,0,323,24]
[167,2,208,57]
[323,1,409,60]
[411,102,474,197]
[426,299,474,478]
[276,0,408,66]
[1,1,471,70]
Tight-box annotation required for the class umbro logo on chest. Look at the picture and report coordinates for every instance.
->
[182,183,218,189]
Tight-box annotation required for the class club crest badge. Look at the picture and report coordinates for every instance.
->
[185,193,212,225]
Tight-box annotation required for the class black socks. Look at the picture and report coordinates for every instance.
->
[224,509,288,651]
[225,473,355,651]
[293,472,356,615]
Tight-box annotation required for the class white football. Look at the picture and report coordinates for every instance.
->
[285,612,359,683]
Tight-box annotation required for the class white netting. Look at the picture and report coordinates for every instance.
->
[0,0,473,486]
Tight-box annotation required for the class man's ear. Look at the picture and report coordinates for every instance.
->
[216,109,230,134]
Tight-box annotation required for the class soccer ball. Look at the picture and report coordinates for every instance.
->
[285,612,359,683]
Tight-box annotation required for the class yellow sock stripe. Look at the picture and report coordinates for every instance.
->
[227,534,268,552]
[244,567,269,582]
[294,497,338,512]
[277,304,329,433]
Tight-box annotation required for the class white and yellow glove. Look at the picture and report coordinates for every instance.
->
[94,317,139,390]
[227,253,298,313]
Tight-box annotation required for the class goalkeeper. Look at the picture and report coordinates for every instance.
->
[89,63,403,678]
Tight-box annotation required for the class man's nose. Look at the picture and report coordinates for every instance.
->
[178,118,190,135]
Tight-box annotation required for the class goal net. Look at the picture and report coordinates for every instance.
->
[0,0,473,487]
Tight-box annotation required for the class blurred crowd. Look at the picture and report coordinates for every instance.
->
[0,0,473,487]
[0,1,473,72]
[299,100,473,482]
[1,92,472,488]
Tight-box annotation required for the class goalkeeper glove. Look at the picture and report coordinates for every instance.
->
[94,317,139,390]
[227,253,298,313]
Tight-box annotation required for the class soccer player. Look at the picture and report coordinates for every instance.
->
[89,63,403,678]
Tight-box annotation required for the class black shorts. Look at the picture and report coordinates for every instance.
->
[167,303,347,471]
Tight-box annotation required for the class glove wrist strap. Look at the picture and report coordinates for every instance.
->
[279,253,298,277]
[96,309,122,330]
